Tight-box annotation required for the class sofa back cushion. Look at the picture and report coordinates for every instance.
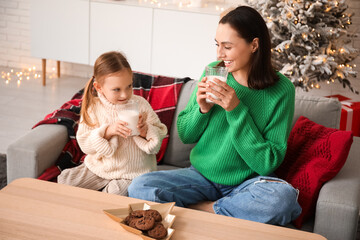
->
[293,94,342,129]
[162,80,197,167]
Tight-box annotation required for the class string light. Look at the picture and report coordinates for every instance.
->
[1,66,45,87]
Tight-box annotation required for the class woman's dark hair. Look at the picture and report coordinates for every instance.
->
[219,6,278,89]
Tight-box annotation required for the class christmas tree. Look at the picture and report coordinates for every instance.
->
[245,0,359,93]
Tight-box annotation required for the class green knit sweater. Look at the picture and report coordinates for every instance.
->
[177,62,295,186]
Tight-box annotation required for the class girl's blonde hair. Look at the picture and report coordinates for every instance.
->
[81,51,132,126]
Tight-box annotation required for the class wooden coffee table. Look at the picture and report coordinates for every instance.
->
[0,178,326,240]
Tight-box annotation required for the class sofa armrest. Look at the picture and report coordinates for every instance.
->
[314,136,360,240]
[7,124,68,184]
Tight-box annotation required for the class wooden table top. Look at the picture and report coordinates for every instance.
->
[0,178,326,240]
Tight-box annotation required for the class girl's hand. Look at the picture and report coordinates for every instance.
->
[104,120,132,140]
[206,78,240,111]
[137,114,148,139]
[196,77,214,113]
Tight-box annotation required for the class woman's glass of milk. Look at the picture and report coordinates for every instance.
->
[205,66,228,103]
[118,100,140,136]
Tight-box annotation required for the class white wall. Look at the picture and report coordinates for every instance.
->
[0,0,93,78]
[0,0,359,94]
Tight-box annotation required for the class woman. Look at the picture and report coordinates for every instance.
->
[128,6,301,226]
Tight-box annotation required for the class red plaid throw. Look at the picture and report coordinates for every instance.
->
[35,72,190,181]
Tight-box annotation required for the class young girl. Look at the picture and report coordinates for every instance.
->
[58,51,167,196]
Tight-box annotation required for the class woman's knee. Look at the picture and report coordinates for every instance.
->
[128,172,160,201]
[215,180,301,225]
[261,182,302,225]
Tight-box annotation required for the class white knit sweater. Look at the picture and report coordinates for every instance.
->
[77,94,167,180]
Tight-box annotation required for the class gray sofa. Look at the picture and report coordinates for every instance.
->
[7,79,360,240]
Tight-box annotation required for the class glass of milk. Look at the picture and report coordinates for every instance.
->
[118,100,140,136]
[205,66,228,103]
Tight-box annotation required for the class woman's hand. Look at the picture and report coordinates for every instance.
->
[196,77,214,113]
[104,120,131,140]
[206,78,240,111]
[137,114,148,139]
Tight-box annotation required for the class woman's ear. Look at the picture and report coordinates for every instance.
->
[251,38,259,53]
[93,81,102,94]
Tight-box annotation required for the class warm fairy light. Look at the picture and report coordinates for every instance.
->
[285,44,290,49]
[340,48,345,53]
[2,66,42,85]
[327,80,330,84]
[315,84,320,89]
[302,33,307,39]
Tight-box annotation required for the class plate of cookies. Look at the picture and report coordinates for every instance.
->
[103,202,176,240]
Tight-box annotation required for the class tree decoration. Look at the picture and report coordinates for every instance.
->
[246,0,359,93]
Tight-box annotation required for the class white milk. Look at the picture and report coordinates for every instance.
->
[206,75,227,103]
[118,109,140,136]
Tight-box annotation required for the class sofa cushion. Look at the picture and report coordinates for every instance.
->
[293,94,342,129]
[276,116,353,228]
[161,80,197,168]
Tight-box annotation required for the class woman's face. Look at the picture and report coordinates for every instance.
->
[215,23,257,74]
[94,70,133,105]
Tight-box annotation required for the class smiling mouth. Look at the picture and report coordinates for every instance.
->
[223,60,233,67]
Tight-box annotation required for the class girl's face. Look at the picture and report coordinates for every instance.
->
[94,70,133,105]
[215,23,258,74]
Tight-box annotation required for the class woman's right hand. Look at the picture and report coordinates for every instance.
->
[196,77,214,113]
[104,120,132,140]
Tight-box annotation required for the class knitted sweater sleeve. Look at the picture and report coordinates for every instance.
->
[133,98,168,154]
[177,81,213,144]
[76,108,118,158]
[226,83,295,176]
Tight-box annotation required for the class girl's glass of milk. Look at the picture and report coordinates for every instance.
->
[118,100,140,136]
[205,66,228,103]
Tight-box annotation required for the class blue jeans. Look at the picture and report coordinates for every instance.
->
[128,166,302,226]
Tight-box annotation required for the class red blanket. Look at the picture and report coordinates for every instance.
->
[35,72,190,181]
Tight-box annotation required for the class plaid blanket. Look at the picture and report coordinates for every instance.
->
[35,72,190,181]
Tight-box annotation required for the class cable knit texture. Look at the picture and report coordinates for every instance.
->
[276,116,353,228]
[77,94,167,180]
[177,61,295,186]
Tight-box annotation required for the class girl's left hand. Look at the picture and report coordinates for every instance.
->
[206,78,240,111]
[137,114,148,139]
